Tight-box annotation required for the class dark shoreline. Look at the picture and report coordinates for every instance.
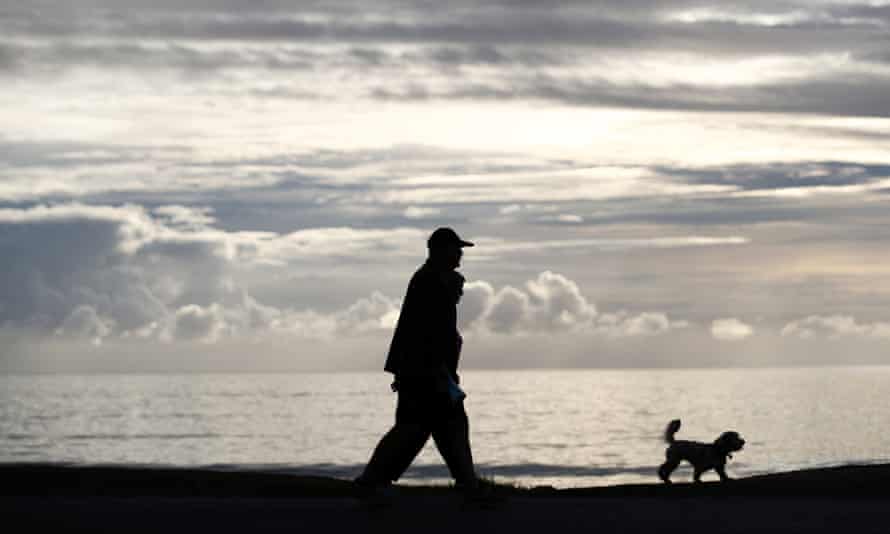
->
[3,462,890,497]
[4,463,890,533]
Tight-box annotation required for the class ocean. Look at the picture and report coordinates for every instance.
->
[3,367,890,488]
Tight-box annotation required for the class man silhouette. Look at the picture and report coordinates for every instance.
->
[355,227,482,499]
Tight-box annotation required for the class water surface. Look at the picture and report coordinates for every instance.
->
[3,367,890,487]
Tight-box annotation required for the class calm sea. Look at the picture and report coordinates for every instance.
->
[3,368,890,488]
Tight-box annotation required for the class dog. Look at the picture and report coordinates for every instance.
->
[658,419,745,484]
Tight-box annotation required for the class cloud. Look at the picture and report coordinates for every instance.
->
[0,41,564,78]
[0,203,423,345]
[330,291,400,334]
[153,205,216,230]
[3,137,886,221]
[5,2,885,56]
[594,311,680,337]
[379,166,738,204]
[711,318,754,341]
[781,315,890,340]
[668,161,890,192]
[458,280,496,330]
[165,303,226,343]
[539,214,584,224]
[0,203,245,336]
[261,227,427,260]
[5,1,890,122]
[0,42,322,76]
[55,305,114,346]
[476,236,749,256]
[7,203,717,347]
[486,286,532,333]
[369,71,890,118]
[403,206,442,219]
[6,199,887,370]
[526,271,598,328]
[458,271,681,337]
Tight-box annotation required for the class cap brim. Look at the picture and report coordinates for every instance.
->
[458,240,474,247]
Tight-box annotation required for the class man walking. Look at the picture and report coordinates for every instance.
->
[356,227,484,499]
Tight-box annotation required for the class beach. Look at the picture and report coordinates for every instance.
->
[3,463,889,533]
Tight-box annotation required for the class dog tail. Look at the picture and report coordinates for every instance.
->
[664,419,682,444]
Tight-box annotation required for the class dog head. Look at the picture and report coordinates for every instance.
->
[714,431,746,459]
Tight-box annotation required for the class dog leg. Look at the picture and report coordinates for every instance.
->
[716,465,731,482]
[658,458,680,484]
[693,467,705,483]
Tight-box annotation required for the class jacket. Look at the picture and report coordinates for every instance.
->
[383,261,462,381]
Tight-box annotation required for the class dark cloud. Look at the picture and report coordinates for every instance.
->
[0,40,564,82]
[664,162,890,191]
[0,42,320,76]
[4,2,884,56]
[0,44,21,72]
[827,4,890,22]
[0,213,160,331]
[508,161,890,228]
[4,3,889,120]
[369,73,890,118]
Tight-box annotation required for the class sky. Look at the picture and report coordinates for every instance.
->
[2,0,890,372]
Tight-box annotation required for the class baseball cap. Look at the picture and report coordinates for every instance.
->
[427,227,475,249]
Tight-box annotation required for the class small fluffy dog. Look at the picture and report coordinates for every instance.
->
[658,419,745,484]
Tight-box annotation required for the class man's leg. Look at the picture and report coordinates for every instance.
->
[358,422,429,485]
[382,423,429,482]
[432,401,477,486]
[357,386,432,486]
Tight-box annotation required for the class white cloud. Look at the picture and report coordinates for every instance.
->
[403,206,442,219]
[594,311,681,337]
[331,291,400,334]
[154,205,216,229]
[711,318,754,341]
[486,286,531,333]
[538,213,584,224]
[731,178,890,199]
[526,271,597,328]
[781,315,890,340]
[457,271,680,337]
[617,312,673,336]
[262,292,399,340]
[458,280,495,330]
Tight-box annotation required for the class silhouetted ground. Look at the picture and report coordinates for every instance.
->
[3,463,890,532]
